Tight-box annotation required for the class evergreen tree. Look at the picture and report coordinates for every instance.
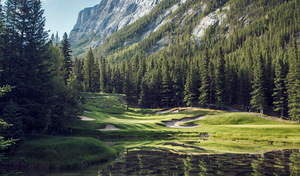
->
[73,57,84,91]
[286,38,300,122]
[272,56,287,117]
[184,64,198,107]
[199,47,210,107]
[92,60,100,92]
[172,56,183,107]
[250,52,267,114]
[161,58,172,107]
[54,31,60,46]
[0,83,17,162]
[2,0,57,133]
[215,47,227,109]
[138,78,148,108]
[1,100,23,139]
[83,48,95,92]
[106,64,112,93]
[123,60,135,110]
[237,66,248,111]
[59,32,72,85]
[112,65,122,94]
[100,57,107,92]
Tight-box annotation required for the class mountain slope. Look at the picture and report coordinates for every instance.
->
[70,0,165,56]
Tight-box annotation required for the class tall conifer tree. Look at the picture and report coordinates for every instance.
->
[100,56,107,92]
[92,60,100,92]
[286,38,300,122]
[199,47,210,107]
[184,64,198,107]
[272,56,287,117]
[59,32,72,85]
[250,52,267,114]
[161,58,172,108]
[83,48,95,92]
[215,47,227,109]
[2,0,57,133]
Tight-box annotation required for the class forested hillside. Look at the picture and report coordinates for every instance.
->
[72,0,300,122]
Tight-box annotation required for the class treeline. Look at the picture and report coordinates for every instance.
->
[74,0,300,122]
[0,0,82,140]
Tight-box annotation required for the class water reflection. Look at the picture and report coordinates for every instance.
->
[3,149,300,175]
[99,149,300,176]
[251,150,300,176]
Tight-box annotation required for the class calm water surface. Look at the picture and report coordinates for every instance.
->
[5,149,300,176]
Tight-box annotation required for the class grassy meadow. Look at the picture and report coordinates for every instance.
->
[4,92,300,169]
[75,93,300,154]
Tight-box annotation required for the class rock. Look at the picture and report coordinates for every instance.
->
[70,0,163,49]
[70,0,189,56]
[191,6,228,43]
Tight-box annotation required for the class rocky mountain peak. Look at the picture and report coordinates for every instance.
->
[69,0,162,49]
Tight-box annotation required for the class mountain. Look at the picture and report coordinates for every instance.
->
[71,0,300,119]
[70,0,235,58]
[69,0,165,56]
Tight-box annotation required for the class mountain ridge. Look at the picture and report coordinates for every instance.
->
[69,0,164,56]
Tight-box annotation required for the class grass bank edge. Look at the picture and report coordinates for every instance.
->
[2,136,119,170]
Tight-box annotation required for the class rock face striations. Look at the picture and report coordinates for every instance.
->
[69,0,162,50]
[70,0,234,57]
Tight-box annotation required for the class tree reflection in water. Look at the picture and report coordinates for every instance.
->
[99,149,300,176]
[251,149,300,176]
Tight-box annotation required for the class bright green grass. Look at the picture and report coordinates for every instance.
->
[6,93,300,172]
[181,112,287,125]
[6,136,118,170]
[73,93,300,154]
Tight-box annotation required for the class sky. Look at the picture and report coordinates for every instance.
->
[1,0,100,38]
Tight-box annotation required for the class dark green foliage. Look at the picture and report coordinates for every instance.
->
[0,81,17,162]
[250,51,267,113]
[272,56,287,117]
[172,56,184,107]
[1,101,23,139]
[100,57,107,92]
[184,63,199,107]
[73,57,84,91]
[92,60,100,93]
[138,78,149,108]
[199,48,210,106]
[161,57,173,107]
[215,47,227,108]
[286,38,300,122]
[123,60,135,109]
[0,0,82,136]
[59,32,73,85]
[2,0,54,133]
[83,48,96,92]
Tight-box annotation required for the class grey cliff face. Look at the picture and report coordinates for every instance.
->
[69,0,162,47]
[72,4,99,31]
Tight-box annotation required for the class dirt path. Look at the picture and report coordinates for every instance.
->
[162,116,205,128]
[98,124,120,131]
